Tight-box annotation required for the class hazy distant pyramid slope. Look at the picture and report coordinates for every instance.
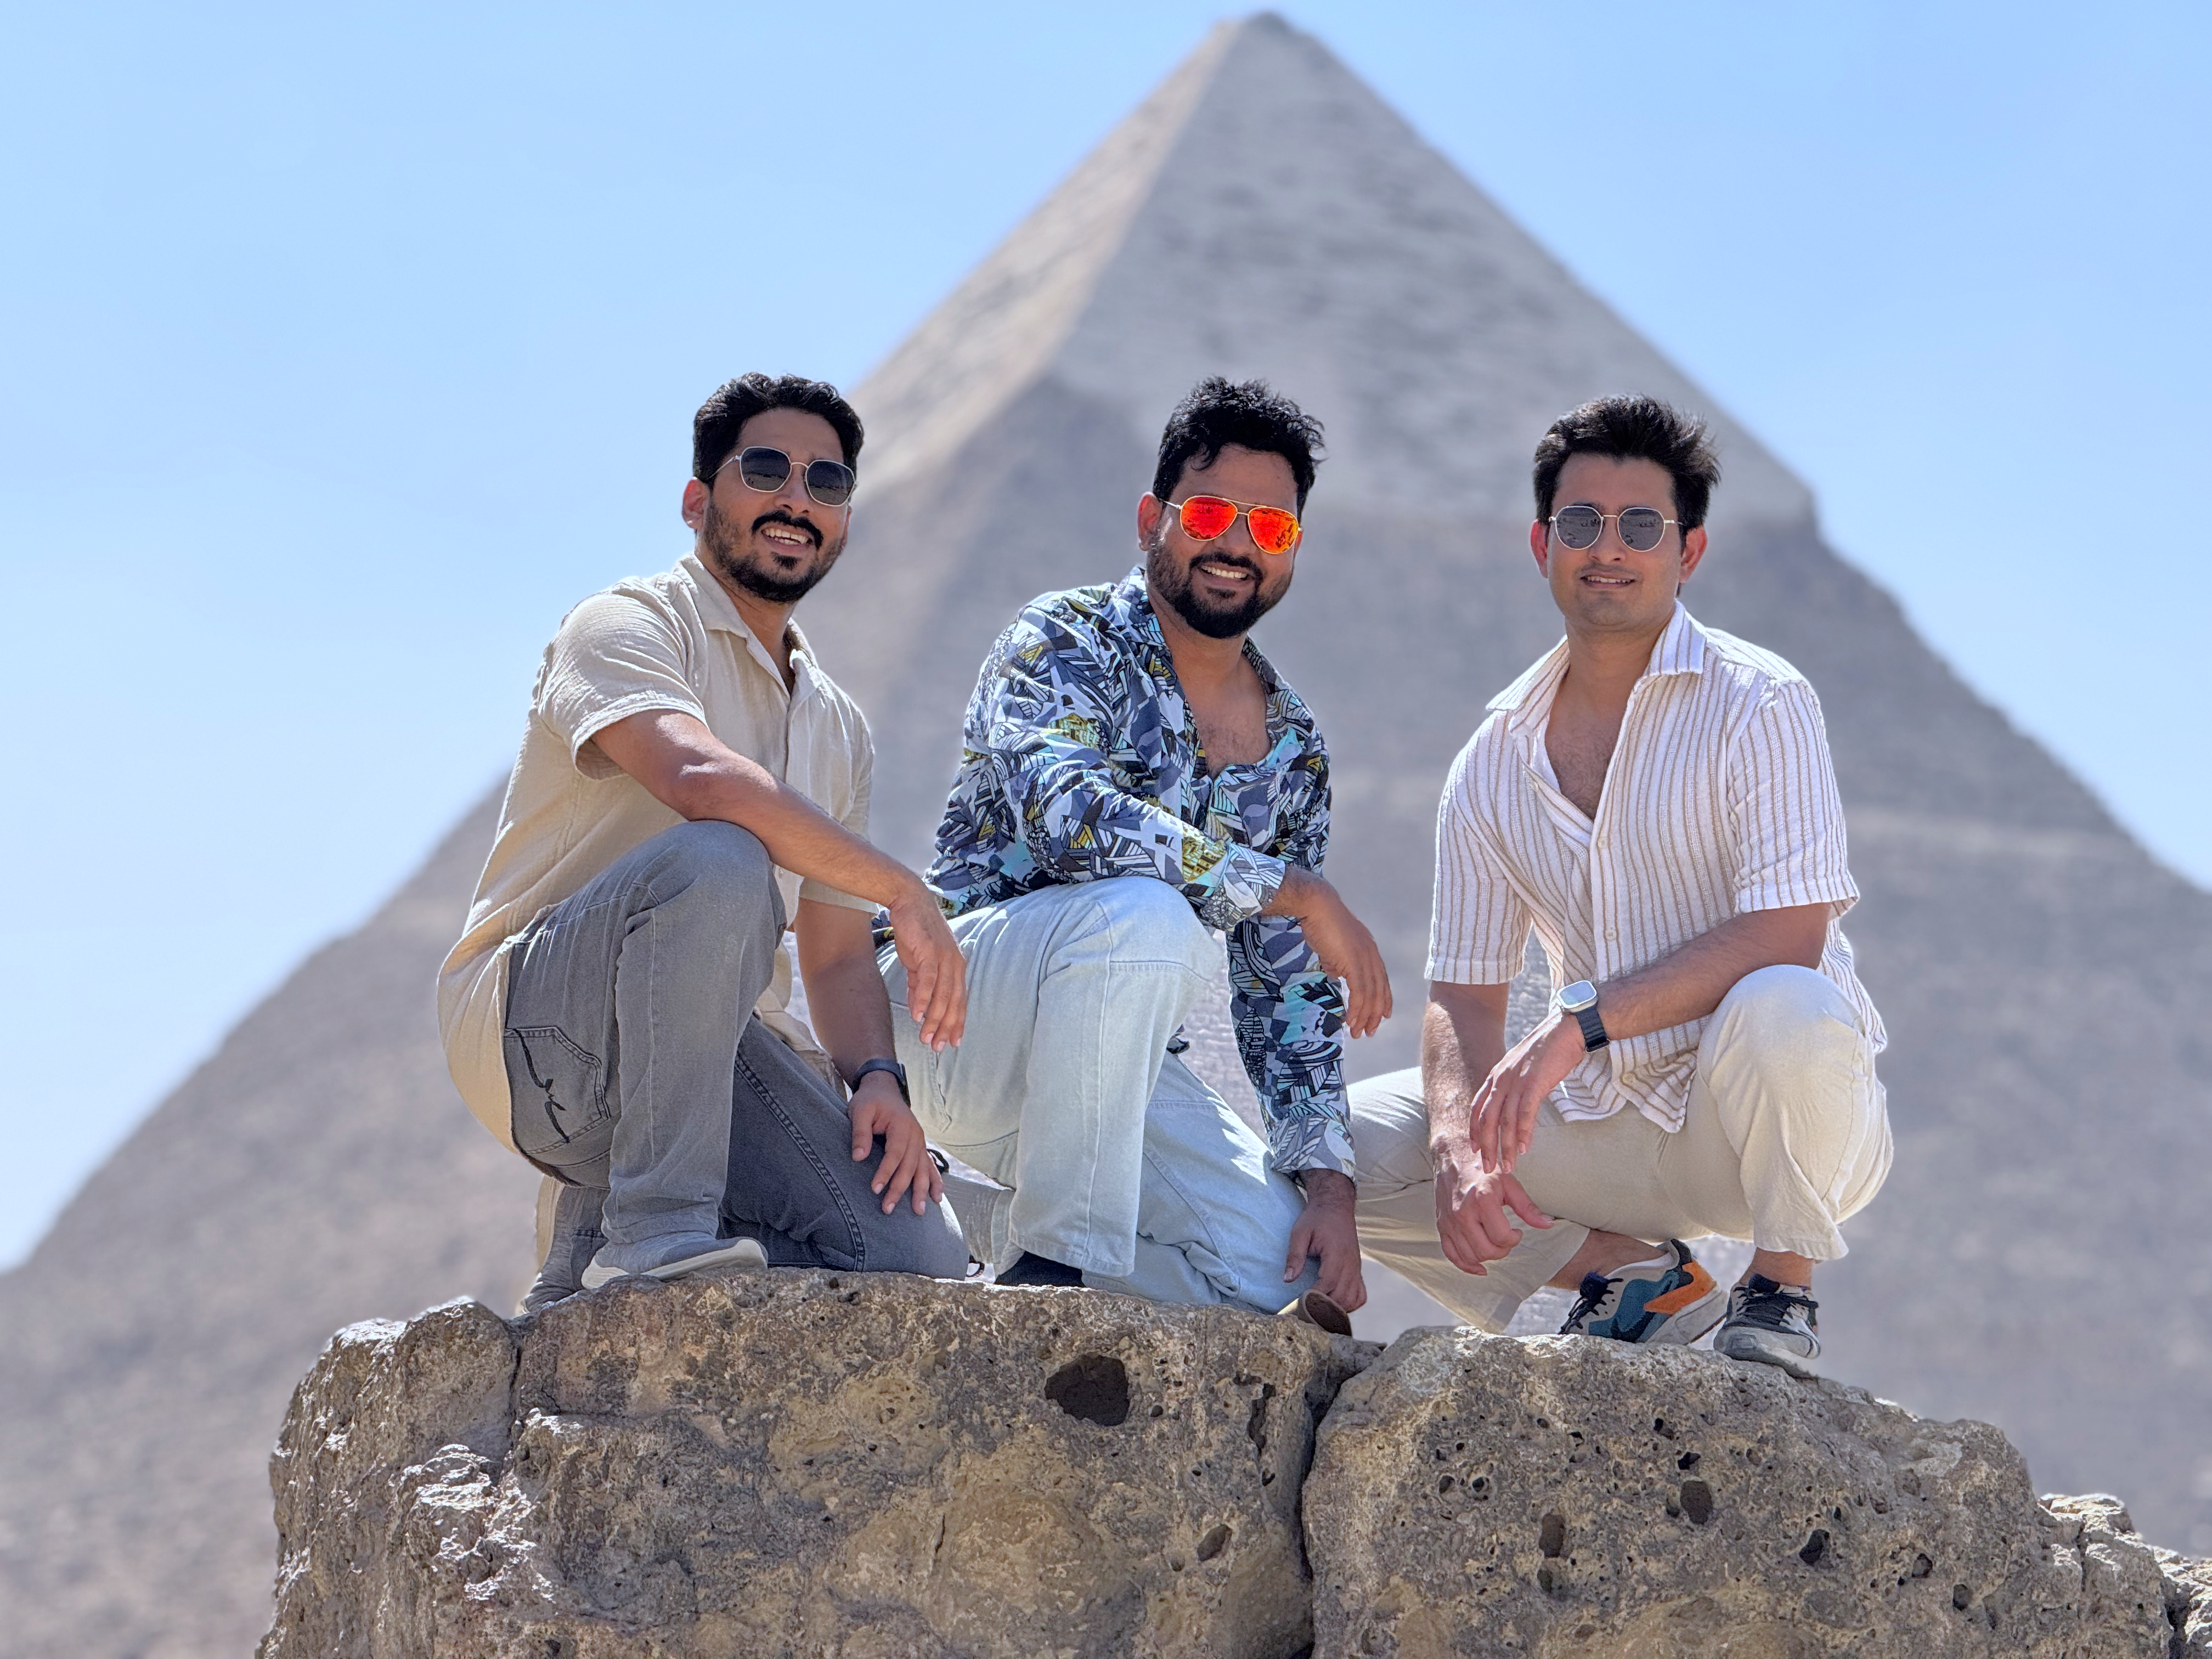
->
[0,795,537,1659]
[4,18,2210,1657]
[802,12,2212,1549]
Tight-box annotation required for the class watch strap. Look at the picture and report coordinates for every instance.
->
[1570,1002,1609,1052]
[849,1057,910,1103]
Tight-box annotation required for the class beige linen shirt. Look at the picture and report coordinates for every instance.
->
[1428,602,1883,1133]
[438,551,877,1148]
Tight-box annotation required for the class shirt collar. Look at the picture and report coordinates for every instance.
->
[1489,601,1709,737]
[680,550,817,702]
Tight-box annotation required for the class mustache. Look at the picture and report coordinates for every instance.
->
[751,510,823,549]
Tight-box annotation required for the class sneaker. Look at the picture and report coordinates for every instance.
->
[1713,1274,1821,1377]
[1558,1239,1728,1345]
[579,1232,769,1290]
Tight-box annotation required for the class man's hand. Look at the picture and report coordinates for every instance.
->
[849,1072,944,1215]
[1270,867,1393,1039]
[1284,1169,1368,1311]
[1469,1012,1584,1172]
[1431,1131,1552,1275]
[885,881,967,1051]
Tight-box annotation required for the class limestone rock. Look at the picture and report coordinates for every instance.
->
[1304,1328,2197,1658]
[262,1269,1368,1658]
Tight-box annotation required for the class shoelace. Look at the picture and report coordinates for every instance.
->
[1561,1271,1618,1333]
[1733,1278,1819,1328]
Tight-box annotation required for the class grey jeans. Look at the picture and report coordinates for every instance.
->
[502,819,968,1303]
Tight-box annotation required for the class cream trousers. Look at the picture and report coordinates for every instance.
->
[1352,965,1892,1333]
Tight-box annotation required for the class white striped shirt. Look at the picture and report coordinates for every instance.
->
[1427,602,1883,1132]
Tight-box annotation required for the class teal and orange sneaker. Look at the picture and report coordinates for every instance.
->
[1558,1239,1728,1345]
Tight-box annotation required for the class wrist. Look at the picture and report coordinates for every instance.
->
[1299,1169,1356,1209]
[848,1057,910,1104]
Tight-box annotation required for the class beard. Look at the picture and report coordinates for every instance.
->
[1144,530,1286,640]
[702,499,844,605]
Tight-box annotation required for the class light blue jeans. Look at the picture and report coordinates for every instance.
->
[880,877,1317,1314]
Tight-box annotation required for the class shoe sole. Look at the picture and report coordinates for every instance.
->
[580,1237,769,1291]
[1714,1325,1821,1379]
[1279,1290,1355,1337]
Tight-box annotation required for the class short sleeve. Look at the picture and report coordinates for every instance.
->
[1424,741,1533,985]
[1729,680,1859,915]
[534,591,706,780]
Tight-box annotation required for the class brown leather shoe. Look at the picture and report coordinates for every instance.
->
[1279,1289,1353,1337]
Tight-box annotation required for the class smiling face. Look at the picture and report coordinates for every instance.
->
[1530,452,1707,637]
[1138,443,1300,641]
[682,406,851,607]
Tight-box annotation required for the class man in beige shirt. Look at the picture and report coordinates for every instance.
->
[439,374,970,1309]
[1351,396,1891,1377]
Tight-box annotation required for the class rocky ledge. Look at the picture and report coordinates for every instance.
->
[259,1271,2211,1658]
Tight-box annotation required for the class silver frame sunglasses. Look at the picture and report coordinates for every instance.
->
[714,445,856,508]
[1548,504,1679,553]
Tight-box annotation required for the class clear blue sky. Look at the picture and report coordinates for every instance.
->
[3,1,2205,1268]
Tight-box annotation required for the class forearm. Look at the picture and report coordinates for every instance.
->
[1422,986,1507,1147]
[796,941,901,1080]
[1587,904,1827,1040]
[684,763,919,907]
[597,711,924,911]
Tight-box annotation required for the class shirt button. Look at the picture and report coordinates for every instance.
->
[1604,928,1618,941]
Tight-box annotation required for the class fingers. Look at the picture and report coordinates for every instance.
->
[1317,1242,1367,1311]
[849,1098,877,1164]
[903,921,968,1052]
[873,1124,918,1214]
[1284,1215,1314,1284]
[1502,1173,1554,1230]
[1472,1081,1502,1171]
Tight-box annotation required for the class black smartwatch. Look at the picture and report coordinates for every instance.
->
[849,1057,910,1103]
[1558,980,1609,1052]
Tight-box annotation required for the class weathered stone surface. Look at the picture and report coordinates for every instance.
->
[1305,1328,2202,1658]
[262,1269,1368,1658]
[261,1297,520,1658]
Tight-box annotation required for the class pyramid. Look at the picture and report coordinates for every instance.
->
[3,16,2208,1655]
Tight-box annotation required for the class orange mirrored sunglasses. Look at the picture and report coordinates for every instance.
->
[1169,494,1304,556]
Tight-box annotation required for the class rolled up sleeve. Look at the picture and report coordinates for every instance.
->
[534,592,706,780]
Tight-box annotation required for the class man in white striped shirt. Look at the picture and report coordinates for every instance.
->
[1350,396,1891,1376]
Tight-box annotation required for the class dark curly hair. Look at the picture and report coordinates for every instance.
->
[1152,377,1324,511]
[693,373,865,484]
[1532,395,1720,531]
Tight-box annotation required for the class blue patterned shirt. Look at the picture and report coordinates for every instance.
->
[927,567,1353,1180]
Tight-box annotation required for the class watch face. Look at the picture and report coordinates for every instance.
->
[1559,979,1598,1012]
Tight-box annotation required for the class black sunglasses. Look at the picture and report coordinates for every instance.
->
[1548,504,1679,554]
[713,445,856,508]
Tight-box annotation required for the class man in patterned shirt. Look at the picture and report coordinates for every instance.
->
[1350,396,1892,1376]
[880,378,1392,1318]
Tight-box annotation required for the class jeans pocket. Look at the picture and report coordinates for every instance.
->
[505,1024,611,1161]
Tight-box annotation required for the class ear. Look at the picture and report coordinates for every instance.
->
[1528,518,1551,577]
[1137,492,1165,545]
[681,477,709,534]
[1678,523,1708,584]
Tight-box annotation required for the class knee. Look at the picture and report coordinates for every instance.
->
[650,820,780,923]
[1082,877,1217,975]
[1711,966,1858,1064]
[874,1204,974,1280]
